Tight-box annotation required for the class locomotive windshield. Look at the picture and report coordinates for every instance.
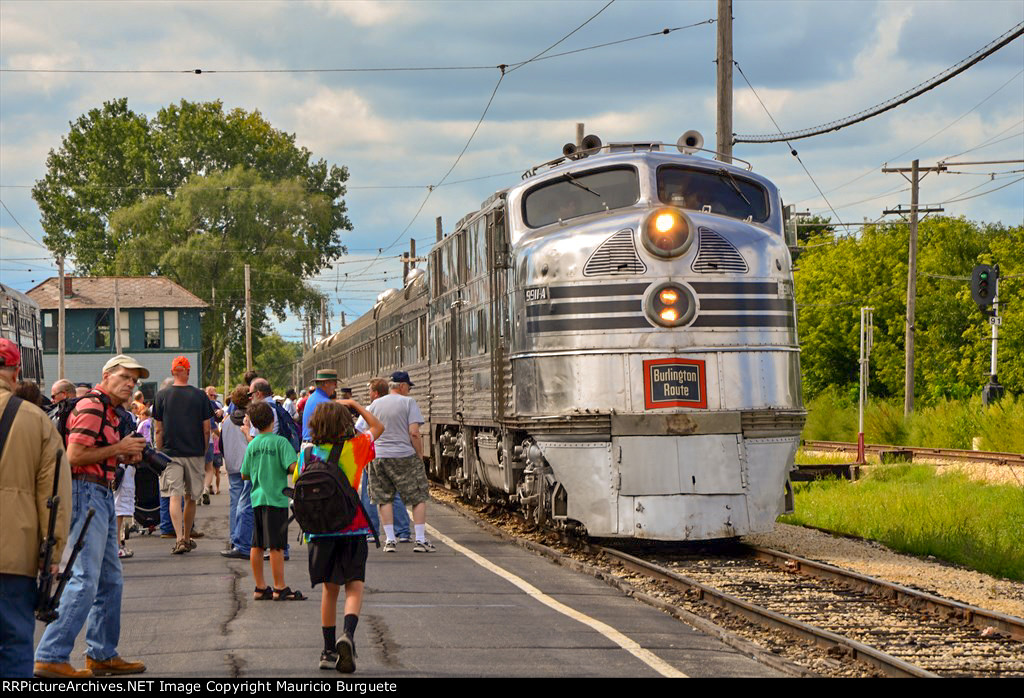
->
[657,165,770,222]
[523,166,639,228]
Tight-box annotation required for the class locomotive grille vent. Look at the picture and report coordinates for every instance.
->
[584,229,647,276]
[691,227,748,274]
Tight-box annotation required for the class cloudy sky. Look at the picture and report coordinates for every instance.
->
[1,0,1022,342]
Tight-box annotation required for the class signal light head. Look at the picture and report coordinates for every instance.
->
[646,282,694,328]
[642,207,693,258]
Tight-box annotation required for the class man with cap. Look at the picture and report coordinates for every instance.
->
[152,356,213,555]
[0,340,71,677]
[365,370,435,553]
[34,354,149,678]
[302,368,338,444]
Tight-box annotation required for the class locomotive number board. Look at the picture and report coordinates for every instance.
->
[643,358,707,409]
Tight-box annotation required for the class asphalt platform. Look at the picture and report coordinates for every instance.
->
[33,488,784,678]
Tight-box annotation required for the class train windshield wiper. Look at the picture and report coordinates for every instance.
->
[716,168,751,207]
[562,172,602,198]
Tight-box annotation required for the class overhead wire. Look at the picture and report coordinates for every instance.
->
[734,22,1024,143]
[733,61,847,228]
[788,70,1024,206]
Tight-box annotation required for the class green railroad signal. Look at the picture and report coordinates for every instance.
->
[970,264,998,313]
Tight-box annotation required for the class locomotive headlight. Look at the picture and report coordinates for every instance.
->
[642,207,693,258]
[646,282,695,328]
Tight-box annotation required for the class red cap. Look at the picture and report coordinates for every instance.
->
[0,339,20,368]
[171,356,191,372]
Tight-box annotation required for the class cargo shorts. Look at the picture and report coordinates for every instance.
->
[367,455,430,508]
[159,455,205,501]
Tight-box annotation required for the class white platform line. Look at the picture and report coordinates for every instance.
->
[426,524,689,678]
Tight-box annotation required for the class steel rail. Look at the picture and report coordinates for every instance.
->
[595,545,940,678]
[803,440,1024,465]
[748,546,1024,642]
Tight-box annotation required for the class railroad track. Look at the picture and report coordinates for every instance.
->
[803,440,1024,466]
[432,485,1024,677]
[596,543,1024,678]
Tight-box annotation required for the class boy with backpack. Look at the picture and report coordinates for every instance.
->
[240,400,303,601]
[293,399,383,674]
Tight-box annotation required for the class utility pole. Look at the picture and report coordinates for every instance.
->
[244,264,252,372]
[113,278,122,354]
[410,239,416,270]
[57,256,66,379]
[320,297,327,339]
[402,253,409,285]
[223,345,230,399]
[857,307,874,464]
[716,0,733,163]
[882,159,945,415]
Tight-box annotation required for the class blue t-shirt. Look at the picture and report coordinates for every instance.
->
[302,387,333,442]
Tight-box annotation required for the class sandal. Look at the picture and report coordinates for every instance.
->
[273,586,306,601]
[254,586,273,601]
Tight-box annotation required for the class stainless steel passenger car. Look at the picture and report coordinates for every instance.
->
[0,282,45,384]
[303,136,805,540]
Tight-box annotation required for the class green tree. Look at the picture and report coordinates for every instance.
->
[226,333,303,395]
[795,216,1023,404]
[110,167,331,385]
[34,98,351,273]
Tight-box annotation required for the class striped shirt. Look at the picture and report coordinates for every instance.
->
[67,387,121,481]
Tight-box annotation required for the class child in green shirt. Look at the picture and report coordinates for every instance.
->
[240,400,304,601]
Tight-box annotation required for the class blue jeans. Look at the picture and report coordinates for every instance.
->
[36,481,123,664]
[0,574,37,677]
[360,470,410,538]
[230,475,253,555]
[159,495,185,535]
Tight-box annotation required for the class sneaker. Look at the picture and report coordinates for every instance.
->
[381,540,397,553]
[85,655,146,676]
[319,650,339,670]
[413,540,436,553]
[335,634,356,673]
[202,492,210,505]
[118,546,134,559]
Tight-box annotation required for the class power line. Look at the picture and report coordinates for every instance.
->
[505,1,616,74]
[735,23,1024,144]
[928,175,1024,205]
[0,199,48,250]
[786,71,1024,206]
[733,61,847,228]
[942,126,1024,162]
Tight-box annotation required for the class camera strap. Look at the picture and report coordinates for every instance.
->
[0,395,24,456]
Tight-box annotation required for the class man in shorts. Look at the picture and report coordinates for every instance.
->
[153,356,213,554]
[366,371,435,553]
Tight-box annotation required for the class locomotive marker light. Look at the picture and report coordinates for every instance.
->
[641,207,693,258]
[645,282,695,328]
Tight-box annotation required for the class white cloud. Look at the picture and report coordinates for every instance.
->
[309,0,412,26]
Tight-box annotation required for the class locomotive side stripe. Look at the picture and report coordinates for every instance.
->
[688,281,777,295]
[527,316,652,333]
[526,300,642,317]
[690,314,795,328]
[546,283,649,299]
[425,524,690,678]
[698,298,792,311]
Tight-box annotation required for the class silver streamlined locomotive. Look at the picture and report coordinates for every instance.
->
[303,132,805,540]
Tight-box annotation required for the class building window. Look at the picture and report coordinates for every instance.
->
[119,310,130,350]
[164,311,179,348]
[43,311,57,351]
[145,311,160,349]
[95,310,111,349]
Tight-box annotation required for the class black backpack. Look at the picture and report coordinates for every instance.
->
[292,444,378,545]
[271,402,302,452]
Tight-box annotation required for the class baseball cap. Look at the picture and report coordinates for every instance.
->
[0,338,20,368]
[171,356,190,372]
[102,354,150,379]
[390,370,414,387]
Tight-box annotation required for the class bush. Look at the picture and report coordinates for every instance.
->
[802,387,858,441]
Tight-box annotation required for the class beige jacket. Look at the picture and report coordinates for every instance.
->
[0,382,72,578]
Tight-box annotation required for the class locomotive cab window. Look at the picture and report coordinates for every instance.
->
[523,166,639,228]
[657,165,769,223]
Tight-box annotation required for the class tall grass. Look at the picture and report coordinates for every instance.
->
[780,465,1024,580]
[802,393,1024,453]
